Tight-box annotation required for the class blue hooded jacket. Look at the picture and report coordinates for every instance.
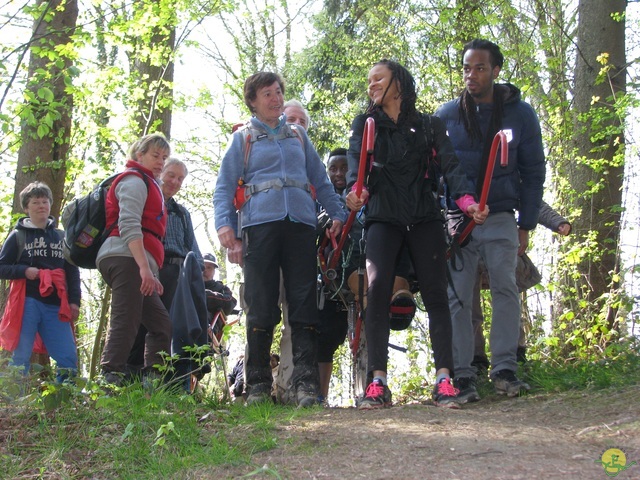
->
[435,83,545,230]
[214,115,346,234]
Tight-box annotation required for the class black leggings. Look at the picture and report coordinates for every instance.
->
[365,220,454,374]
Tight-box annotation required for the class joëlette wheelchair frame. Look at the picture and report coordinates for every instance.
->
[317,117,375,398]
[188,307,241,399]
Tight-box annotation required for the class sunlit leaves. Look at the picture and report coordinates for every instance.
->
[37,87,54,102]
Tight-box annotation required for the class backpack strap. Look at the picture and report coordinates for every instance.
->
[239,122,304,178]
[14,229,25,264]
[235,122,308,210]
[118,167,150,189]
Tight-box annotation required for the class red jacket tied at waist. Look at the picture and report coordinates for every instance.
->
[39,269,72,322]
[0,269,73,353]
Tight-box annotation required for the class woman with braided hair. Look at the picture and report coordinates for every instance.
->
[346,59,488,409]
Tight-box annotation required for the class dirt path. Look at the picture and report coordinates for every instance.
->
[200,384,640,479]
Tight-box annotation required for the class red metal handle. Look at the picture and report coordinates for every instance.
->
[457,130,509,244]
[322,117,375,279]
[478,130,508,209]
[355,117,375,197]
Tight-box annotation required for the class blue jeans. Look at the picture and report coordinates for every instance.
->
[10,296,78,380]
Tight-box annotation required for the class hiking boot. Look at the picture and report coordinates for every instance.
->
[296,382,320,408]
[471,355,490,377]
[432,378,461,408]
[357,379,392,410]
[245,383,273,406]
[453,376,481,404]
[491,369,531,397]
[102,371,126,388]
[274,384,297,406]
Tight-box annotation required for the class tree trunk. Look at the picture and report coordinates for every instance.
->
[558,0,626,336]
[130,0,176,139]
[12,0,79,220]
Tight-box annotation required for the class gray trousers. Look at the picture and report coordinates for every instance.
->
[448,212,520,378]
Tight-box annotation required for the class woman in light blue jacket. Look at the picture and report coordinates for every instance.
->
[214,72,345,407]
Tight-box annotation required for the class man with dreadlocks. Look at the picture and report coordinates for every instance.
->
[435,39,546,402]
[346,59,487,410]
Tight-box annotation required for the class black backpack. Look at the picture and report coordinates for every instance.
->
[61,169,148,269]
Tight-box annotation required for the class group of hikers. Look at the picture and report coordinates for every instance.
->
[0,38,572,410]
[0,141,238,393]
[214,38,551,410]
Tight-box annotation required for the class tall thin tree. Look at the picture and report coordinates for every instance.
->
[557,0,627,347]
[12,0,79,220]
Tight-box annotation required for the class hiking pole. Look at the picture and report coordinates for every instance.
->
[456,130,509,245]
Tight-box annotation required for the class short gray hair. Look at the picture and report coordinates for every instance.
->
[283,99,311,128]
[163,157,188,176]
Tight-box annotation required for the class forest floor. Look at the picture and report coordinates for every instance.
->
[195,383,640,480]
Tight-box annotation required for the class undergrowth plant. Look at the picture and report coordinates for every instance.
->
[0,370,316,479]
[1,344,640,478]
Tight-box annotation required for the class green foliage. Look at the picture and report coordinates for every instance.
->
[2,343,640,477]
[544,1,635,359]
[392,308,436,401]
[242,464,283,478]
[287,0,417,154]
[526,339,640,391]
[13,2,78,146]
[0,370,320,478]
[0,0,638,415]
[153,420,180,447]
